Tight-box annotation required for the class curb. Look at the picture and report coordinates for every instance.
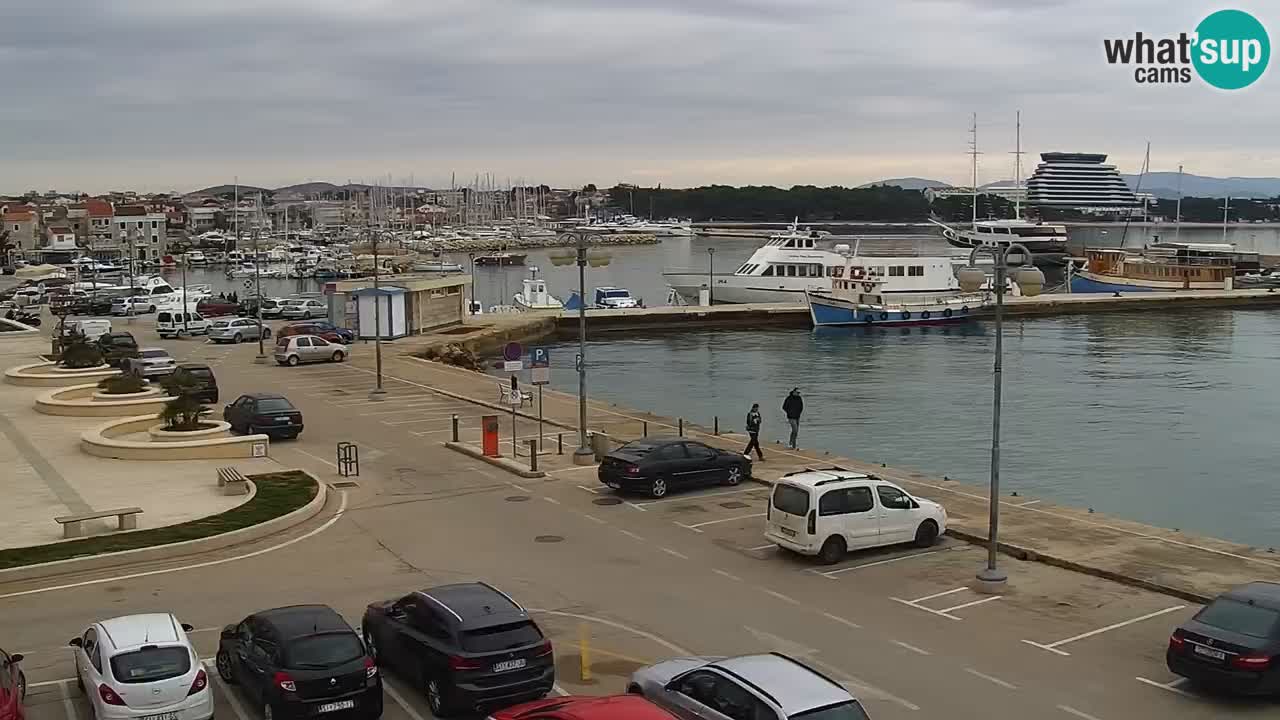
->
[402,357,578,430]
[0,470,329,585]
[444,441,546,479]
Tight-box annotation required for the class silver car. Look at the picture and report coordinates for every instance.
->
[123,347,177,378]
[629,654,871,720]
[274,334,348,366]
[278,297,326,320]
[207,317,271,344]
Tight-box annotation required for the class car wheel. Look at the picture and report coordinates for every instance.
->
[818,536,847,565]
[332,350,345,362]
[914,520,939,548]
[302,311,311,319]
[263,328,271,339]
[215,650,236,684]
[232,333,242,343]
[626,683,643,696]
[725,464,744,486]
[18,669,26,701]
[176,329,186,339]
[650,476,668,498]
[147,305,156,313]
[247,424,259,435]
[287,355,299,367]
[425,675,456,718]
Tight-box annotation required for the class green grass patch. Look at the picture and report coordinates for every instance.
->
[0,470,318,570]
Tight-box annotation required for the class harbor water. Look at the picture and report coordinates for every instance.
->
[537,308,1280,551]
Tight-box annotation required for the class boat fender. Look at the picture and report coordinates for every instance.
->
[943,308,953,318]
[902,311,911,320]
[879,312,889,321]
[921,311,931,320]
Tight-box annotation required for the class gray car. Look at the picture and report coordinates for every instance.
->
[122,347,177,378]
[273,334,347,366]
[629,653,871,720]
[207,317,271,344]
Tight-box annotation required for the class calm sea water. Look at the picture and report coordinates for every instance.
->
[538,309,1280,550]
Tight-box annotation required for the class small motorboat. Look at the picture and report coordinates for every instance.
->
[511,267,563,311]
[475,252,527,267]
[413,259,464,273]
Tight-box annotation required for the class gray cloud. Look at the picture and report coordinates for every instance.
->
[0,0,1273,193]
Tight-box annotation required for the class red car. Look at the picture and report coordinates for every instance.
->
[195,298,242,317]
[0,648,24,720]
[490,696,675,720]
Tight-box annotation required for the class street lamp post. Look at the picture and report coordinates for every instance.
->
[468,252,476,314]
[551,231,606,465]
[707,247,715,306]
[956,243,1044,588]
[369,230,386,400]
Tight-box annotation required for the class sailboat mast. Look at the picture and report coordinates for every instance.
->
[1174,164,1183,243]
[1223,195,1231,243]
[1012,110,1023,220]
[969,112,980,227]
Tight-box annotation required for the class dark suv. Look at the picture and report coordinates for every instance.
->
[215,604,382,720]
[96,331,139,367]
[361,583,554,717]
[175,362,219,403]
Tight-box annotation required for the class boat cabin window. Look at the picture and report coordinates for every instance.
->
[869,266,885,277]
[736,263,749,274]
[785,265,797,277]
[977,226,991,233]
[808,264,822,277]
[908,266,924,277]
[826,266,844,278]
[889,266,905,277]
[761,266,774,277]
[1018,226,1065,237]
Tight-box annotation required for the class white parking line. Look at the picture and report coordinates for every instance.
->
[582,514,608,525]
[213,672,252,720]
[60,680,78,720]
[1058,705,1104,720]
[618,529,644,541]
[683,512,766,529]
[820,611,862,630]
[890,597,961,621]
[1135,676,1194,698]
[357,405,464,417]
[576,485,603,494]
[819,549,945,576]
[938,596,1002,614]
[543,497,561,505]
[382,414,475,425]
[965,668,1017,690]
[1022,605,1187,656]
[635,487,761,506]
[660,547,690,560]
[1015,499,1042,507]
[383,677,427,720]
[712,568,743,582]
[759,588,801,605]
[911,587,968,603]
[892,640,931,656]
[747,544,776,551]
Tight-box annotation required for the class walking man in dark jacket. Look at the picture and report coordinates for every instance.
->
[743,403,764,460]
[783,388,804,450]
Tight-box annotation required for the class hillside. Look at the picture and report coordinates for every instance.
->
[858,177,951,191]
[1122,172,1280,199]
[187,184,268,196]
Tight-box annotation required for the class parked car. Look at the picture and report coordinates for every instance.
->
[362,582,554,717]
[111,296,157,315]
[598,438,751,499]
[69,613,213,720]
[240,297,284,319]
[223,393,303,439]
[122,348,177,378]
[763,467,946,564]
[0,647,24,720]
[214,605,381,720]
[97,332,140,367]
[279,297,327,320]
[156,311,210,339]
[1167,581,1280,695]
[274,335,347,366]
[175,363,218,403]
[629,653,870,720]
[65,318,112,342]
[208,317,271,344]
[195,297,242,318]
[278,320,354,344]
[492,696,676,720]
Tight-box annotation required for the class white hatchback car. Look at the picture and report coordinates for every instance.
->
[764,467,947,564]
[70,613,212,720]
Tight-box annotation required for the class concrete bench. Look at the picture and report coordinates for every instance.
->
[499,384,533,407]
[217,466,250,496]
[54,507,143,539]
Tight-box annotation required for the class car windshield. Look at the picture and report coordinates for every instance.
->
[256,398,295,413]
[459,621,543,653]
[792,701,871,720]
[109,646,191,684]
[772,484,810,516]
[140,350,169,359]
[212,320,231,328]
[182,367,212,379]
[284,633,364,669]
[281,300,304,306]
[1196,598,1280,638]
[617,441,658,456]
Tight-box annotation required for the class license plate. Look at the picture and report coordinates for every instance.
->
[276,416,292,422]
[492,658,527,673]
[1193,645,1226,661]
[780,527,796,537]
[141,713,179,720]
[606,482,621,489]
[316,700,355,713]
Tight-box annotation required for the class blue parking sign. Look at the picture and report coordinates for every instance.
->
[530,347,550,368]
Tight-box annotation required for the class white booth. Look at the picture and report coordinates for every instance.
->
[353,286,409,340]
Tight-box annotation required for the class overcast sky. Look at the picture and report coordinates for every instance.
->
[2,0,1275,194]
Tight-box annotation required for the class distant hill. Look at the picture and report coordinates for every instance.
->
[1121,172,1280,199]
[187,184,268,197]
[274,182,342,196]
[858,177,951,191]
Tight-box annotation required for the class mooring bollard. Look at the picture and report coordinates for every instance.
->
[714,416,719,435]
[528,440,538,472]
[451,414,459,443]
[678,418,684,436]
[557,433,564,455]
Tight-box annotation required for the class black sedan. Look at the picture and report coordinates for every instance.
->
[598,438,751,498]
[224,393,304,439]
[1167,581,1280,695]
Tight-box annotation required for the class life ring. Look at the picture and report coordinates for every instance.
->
[921,311,931,320]
[902,311,911,320]
[863,315,874,324]
[943,308,953,318]
[879,312,889,320]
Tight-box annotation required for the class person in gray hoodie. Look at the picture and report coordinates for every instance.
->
[743,403,764,460]
[782,388,804,450]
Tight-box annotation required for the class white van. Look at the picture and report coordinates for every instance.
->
[65,318,112,341]
[763,467,948,564]
[156,310,210,338]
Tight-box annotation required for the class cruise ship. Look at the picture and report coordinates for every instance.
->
[1025,152,1139,208]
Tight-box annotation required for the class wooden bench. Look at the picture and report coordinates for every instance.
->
[54,507,143,539]
[498,383,533,407]
[217,466,250,496]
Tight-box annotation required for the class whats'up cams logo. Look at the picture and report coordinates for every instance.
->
[1104,9,1270,89]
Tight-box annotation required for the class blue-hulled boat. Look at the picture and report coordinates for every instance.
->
[804,260,989,327]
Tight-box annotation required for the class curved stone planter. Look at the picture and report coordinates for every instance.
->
[92,387,163,402]
[148,421,232,442]
[82,415,270,460]
[5,362,120,387]
[35,383,175,417]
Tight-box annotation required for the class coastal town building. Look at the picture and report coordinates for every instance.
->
[1025,152,1139,209]
[112,205,168,262]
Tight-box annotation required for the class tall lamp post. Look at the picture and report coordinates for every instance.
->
[369,230,386,400]
[956,243,1044,588]
[707,247,715,306]
[551,231,606,465]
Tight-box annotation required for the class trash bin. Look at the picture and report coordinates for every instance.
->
[590,432,613,461]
